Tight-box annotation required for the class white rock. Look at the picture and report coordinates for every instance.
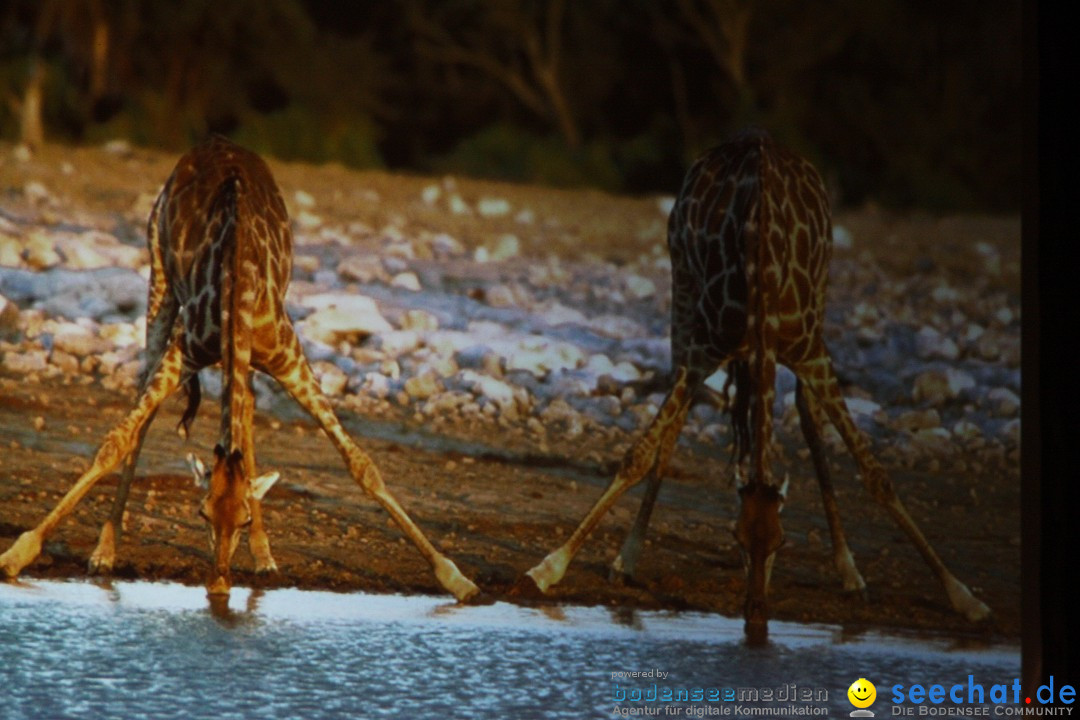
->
[459,370,517,413]
[361,372,391,399]
[53,322,109,356]
[401,310,439,332]
[489,234,520,262]
[314,362,348,396]
[625,274,656,300]
[535,301,587,327]
[0,232,23,267]
[391,272,421,291]
[24,181,51,205]
[485,284,518,308]
[832,225,854,250]
[987,387,1020,417]
[421,184,441,205]
[951,420,982,441]
[376,330,422,357]
[295,210,322,229]
[4,349,48,373]
[539,398,585,439]
[656,196,676,217]
[448,194,471,215]
[608,361,642,383]
[915,326,959,361]
[299,295,392,344]
[477,197,511,217]
[338,254,388,284]
[430,233,464,257]
[405,373,441,400]
[294,190,316,208]
[845,396,882,418]
[23,231,60,269]
[506,339,585,377]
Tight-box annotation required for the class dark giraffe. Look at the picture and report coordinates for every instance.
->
[0,136,479,602]
[522,129,989,640]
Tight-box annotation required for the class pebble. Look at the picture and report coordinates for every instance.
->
[0,167,1018,488]
[986,387,1020,417]
[390,272,421,291]
[915,326,960,361]
[298,294,392,344]
[477,197,511,217]
[338,254,389,284]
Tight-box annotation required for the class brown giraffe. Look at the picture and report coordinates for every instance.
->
[0,136,479,602]
[522,129,989,640]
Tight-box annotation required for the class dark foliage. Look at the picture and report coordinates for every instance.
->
[0,0,1021,210]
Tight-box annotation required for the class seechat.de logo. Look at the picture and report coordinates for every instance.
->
[891,676,1075,716]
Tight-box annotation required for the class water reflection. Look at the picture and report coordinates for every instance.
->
[0,580,1020,720]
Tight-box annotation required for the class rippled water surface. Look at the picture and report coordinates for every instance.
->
[0,580,1018,720]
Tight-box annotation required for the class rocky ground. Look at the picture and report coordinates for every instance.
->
[0,140,1020,640]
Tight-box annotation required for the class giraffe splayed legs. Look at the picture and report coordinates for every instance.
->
[522,129,989,639]
[1,136,479,603]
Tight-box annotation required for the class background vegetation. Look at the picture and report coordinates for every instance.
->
[0,0,1021,211]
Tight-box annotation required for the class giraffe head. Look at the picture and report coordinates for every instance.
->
[733,476,788,644]
[186,448,279,595]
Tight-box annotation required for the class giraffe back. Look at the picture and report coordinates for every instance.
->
[149,135,293,371]
[667,130,832,472]
[667,130,832,369]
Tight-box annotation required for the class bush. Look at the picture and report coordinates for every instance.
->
[233,106,383,168]
[432,123,621,191]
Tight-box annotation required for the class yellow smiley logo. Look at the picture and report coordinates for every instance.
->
[848,678,877,708]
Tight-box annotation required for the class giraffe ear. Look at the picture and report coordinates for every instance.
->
[778,474,790,505]
[186,453,209,490]
[250,471,280,501]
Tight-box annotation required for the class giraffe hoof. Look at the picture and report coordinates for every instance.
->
[87,553,115,575]
[88,522,117,575]
[253,557,278,574]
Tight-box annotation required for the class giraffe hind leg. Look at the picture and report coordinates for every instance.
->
[794,378,866,596]
[798,351,990,622]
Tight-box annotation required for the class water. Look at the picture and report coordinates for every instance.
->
[0,580,1019,720]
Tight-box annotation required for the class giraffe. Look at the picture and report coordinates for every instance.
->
[521,129,990,640]
[0,136,479,602]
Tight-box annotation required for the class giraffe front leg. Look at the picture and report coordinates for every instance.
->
[248,500,277,574]
[240,377,276,574]
[793,379,866,596]
[801,352,990,622]
[267,336,478,602]
[3,344,183,579]
[88,416,155,575]
[609,467,663,584]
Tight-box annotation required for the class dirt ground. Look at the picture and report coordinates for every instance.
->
[0,141,1020,643]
